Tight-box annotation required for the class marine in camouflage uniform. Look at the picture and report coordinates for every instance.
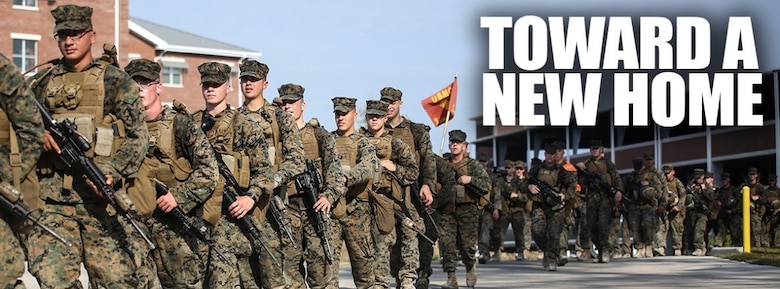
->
[578,140,623,263]
[360,100,419,289]
[503,161,530,261]
[440,130,491,288]
[489,160,517,261]
[237,60,305,289]
[380,87,438,289]
[192,62,275,289]
[622,157,660,258]
[552,142,578,266]
[26,5,150,288]
[0,53,44,289]
[278,83,346,289]
[643,153,668,257]
[522,143,576,271]
[656,165,687,256]
[477,154,499,264]
[716,173,742,247]
[327,97,379,289]
[762,174,780,247]
[742,167,767,248]
[124,59,219,288]
[687,169,715,256]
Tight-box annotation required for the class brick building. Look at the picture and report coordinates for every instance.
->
[1,0,260,111]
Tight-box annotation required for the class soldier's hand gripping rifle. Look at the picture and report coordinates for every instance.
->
[153,179,232,266]
[688,186,712,216]
[575,165,622,198]
[34,99,155,249]
[527,176,566,211]
[0,182,72,246]
[410,182,441,237]
[295,159,334,263]
[210,150,280,267]
[449,168,494,212]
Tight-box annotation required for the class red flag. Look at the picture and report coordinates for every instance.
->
[421,77,458,127]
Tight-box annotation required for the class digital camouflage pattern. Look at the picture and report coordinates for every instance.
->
[439,156,491,275]
[239,60,269,80]
[191,107,277,289]
[124,58,161,81]
[332,97,357,113]
[284,120,346,289]
[278,83,304,101]
[328,130,379,289]
[493,173,527,259]
[659,175,687,253]
[580,157,623,260]
[198,62,231,84]
[25,38,149,287]
[417,154,458,288]
[379,86,403,103]
[623,168,660,257]
[51,4,92,33]
[359,128,419,288]
[0,54,44,288]
[688,176,715,253]
[145,105,218,288]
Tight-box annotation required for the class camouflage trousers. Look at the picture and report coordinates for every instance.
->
[750,211,764,247]
[656,210,684,252]
[439,203,479,273]
[762,215,779,247]
[417,208,440,280]
[388,204,422,288]
[477,209,493,258]
[523,210,532,252]
[628,204,657,249]
[691,211,708,250]
[587,195,618,254]
[0,216,24,288]
[618,212,632,255]
[205,215,253,289]
[242,211,286,289]
[327,199,376,289]
[26,203,138,288]
[281,198,332,289]
[126,215,161,289]
[721,213,742,246]
[147,214,206,289]
[531,203,566,262]
[493,207,525,253]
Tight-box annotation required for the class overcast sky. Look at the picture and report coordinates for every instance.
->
[130,0,780,156]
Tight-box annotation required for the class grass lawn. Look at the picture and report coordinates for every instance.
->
[718,247,780,267]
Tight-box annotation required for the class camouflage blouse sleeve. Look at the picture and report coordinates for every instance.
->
[171,111,218,212]
[433,155,457,208]
[674,178,687,211]
[315,125,346,205]
[344,135,379,188]
[234,113,273,202]
[102,66,149,178]
[273,107,305,185]
[411,122,437,189]
[467,158,492,195]
[390,137,418,187]
[0,56,43,182]
[607,160,624,192]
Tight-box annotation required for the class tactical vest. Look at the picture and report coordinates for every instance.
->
[334,133,370,200]
[286,121,322,197]
[389,124,419,165]
[192,109,251,225]
[36,60,129,202]
[244,104,282,170]
[126,107,193,217]
[452,157,477,204]
[0,109,22,187]
[585,159,613,187]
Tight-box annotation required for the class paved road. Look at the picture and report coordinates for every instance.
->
[335,256,780,288]
[21,255,780,288]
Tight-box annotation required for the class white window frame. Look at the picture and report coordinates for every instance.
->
[162,66,184,87]
[12,0,38,10]
[10,33,40,75]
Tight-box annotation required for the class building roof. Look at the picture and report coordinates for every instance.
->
[129,17,261,59]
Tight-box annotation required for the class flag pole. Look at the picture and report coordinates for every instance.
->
[438,109,452,155]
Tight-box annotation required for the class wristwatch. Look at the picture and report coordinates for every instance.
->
[274,174,282,188]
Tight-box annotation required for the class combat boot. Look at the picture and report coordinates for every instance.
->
[442,272,458,289]
[491,249,501,262]
[577,249,592,262]
[653,247,666,256]
[645,245,654,258]
[466,263,477,287]
[692,248,705,256]
[599,250,611,263]
[542,257,549,270]
[515,252,524,261]
[416,268,430,289]
[634,245,645,258]
[546,257,557,271]
[674,249,681,256]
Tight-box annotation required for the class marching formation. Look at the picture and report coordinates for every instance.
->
[2,4,779,289]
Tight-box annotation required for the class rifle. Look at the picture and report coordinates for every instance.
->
[270,193,297,248]
[575,165,621,198]
[526,176,565,211]
[152,179,232,266]
[394,210,435,244]
[449,168,494,212]
[209,149,280,266]
[0,182,72,246]
[295,159,334,263]
[379,171,436,244]
[411,182,440,237]
[34,99,155,249]
[688,185,712,216]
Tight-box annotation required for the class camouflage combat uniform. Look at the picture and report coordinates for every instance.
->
[499,163,529,261]
[380,87,437,288]
[762,176,779,246]
[237,61,305,289]
[327,97,379,289]
[0,53,44,288]
[688,169,715,255]
[657,167,687,255]
[742,168,766,248]
[361,100,420,289]
[25,6,150,288]
[524,153,576,270]
[716,173,742,247]
[623,162,661,258]
[489,161,517,260]
[192,62,275,289]
[440,130,491,287]
[580,153,623,262]
[278,83,346,289]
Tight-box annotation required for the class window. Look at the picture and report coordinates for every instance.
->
[13,39,37,73]
[162,67,183,86]
[13,0,37,8]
